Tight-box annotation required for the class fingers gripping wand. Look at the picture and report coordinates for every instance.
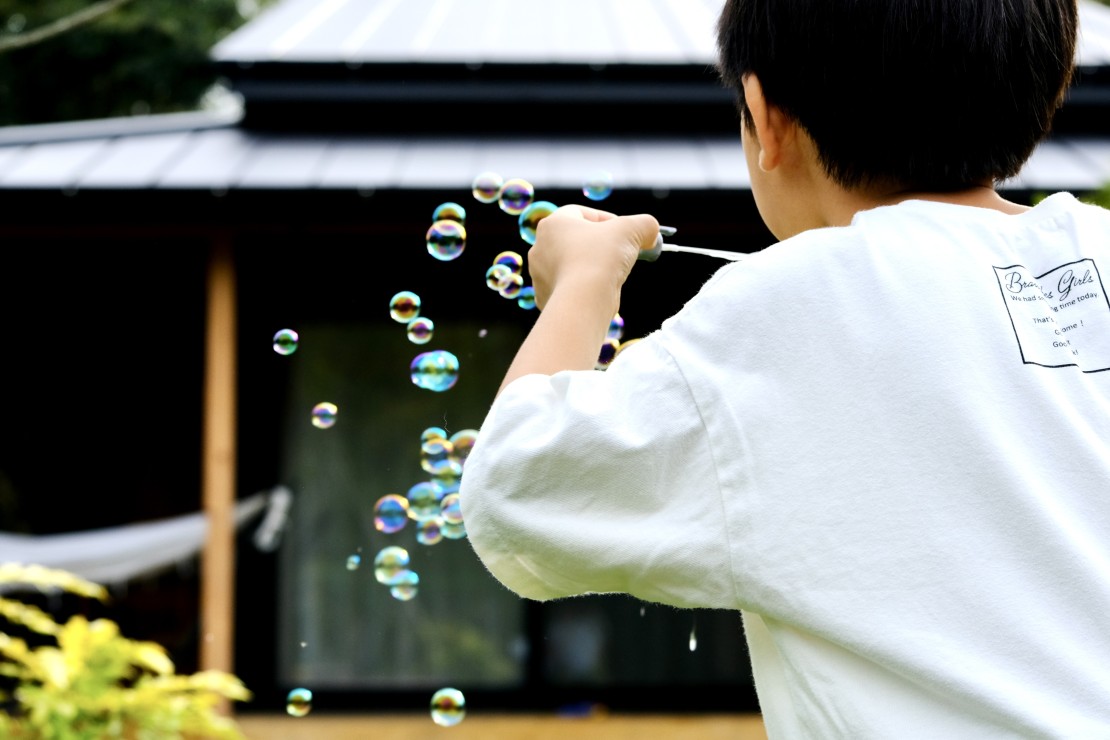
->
[638,225,745,262]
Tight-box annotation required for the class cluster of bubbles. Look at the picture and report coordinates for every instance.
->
[485,251,536,310]
[390,290,435,346]
[388,291,460,392]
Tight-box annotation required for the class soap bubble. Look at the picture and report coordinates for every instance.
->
[596,338,620,369]
[607,313,624,341]
[440,492,463,525]
[430,688,466,727]
[431,468,462,496]
[421,437,455,475]
[406,317,434,345]
[498,178,535,215]
[498,273,524,300]
[374,494,410,534]
[311,402,338,429]
[582,170,614,201]
[517,286,537,310]
[390,569,420,601]
[374,546,410,585]
[518,200,558,245]
[346,554,361,571]
[416,518,444,546]
[442,521,468,540]
[390,291,421,323]
[410,350,460,392]
[426,220,467,261]
[448,429,479,469]
[472,171,504,204]
[272,329,299,355]
[286,688,313,717]
[407,481,442,522]
[485,264,513,291]
[493,250,524,274]
[432,201,466,224]
[421,426,448,444]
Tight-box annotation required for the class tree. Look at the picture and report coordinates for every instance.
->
[0,0,272,125]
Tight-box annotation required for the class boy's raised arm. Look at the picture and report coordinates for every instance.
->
[496,205,660,396]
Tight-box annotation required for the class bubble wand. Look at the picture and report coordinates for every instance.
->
[638,225,745,262]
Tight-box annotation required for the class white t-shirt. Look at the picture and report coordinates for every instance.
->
[459,192,1110,738]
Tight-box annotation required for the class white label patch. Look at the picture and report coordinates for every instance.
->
[994,259,1110,373]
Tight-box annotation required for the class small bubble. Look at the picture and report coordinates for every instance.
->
[272,328,299,355]
[472,171,504,204]
[406,317,435,345]
[689,625,698,652]
[582,170,614,201]
[299,641,307,648]
[421,426,448,444]
[374,494,410,534]
[390,569,420,601]
[311,402,338,429]
[518,201,558,245]
[498,273,524,300]
[607,313,625,341]
[441,521,468,540]
[430,687,466,727]
[373,546,410,585]
[427,220,467,261]
[407,481,442,522]
[493,251,524,275]
[498,178,535,215]
[421,437,456,475]
[390,291,421,323]
[478,329,488,338]
[432,201,466,224]
[448,429,479,469]
[517,286,537,310]
[286,688,313,717]
[486,264,513,291]
[440,492,463,525]
[416,518,444,546]
[346,554,361,571]
[410,350,460,392]
[595,339,620,370]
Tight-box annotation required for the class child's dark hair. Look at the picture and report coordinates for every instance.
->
[716,0,1078,192]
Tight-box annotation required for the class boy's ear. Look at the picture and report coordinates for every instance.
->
[742,74,790,173]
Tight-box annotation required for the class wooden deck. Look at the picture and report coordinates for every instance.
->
[236,713,768,740]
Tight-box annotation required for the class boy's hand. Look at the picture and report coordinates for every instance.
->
[528,205,660,312]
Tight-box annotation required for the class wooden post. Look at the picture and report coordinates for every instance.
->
[201,235,237,712]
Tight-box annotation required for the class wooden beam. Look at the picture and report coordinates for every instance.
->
[200,235,237,709]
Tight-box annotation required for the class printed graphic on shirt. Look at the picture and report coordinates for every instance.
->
[994,259,1110,373]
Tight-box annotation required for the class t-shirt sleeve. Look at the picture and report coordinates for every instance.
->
[458,336,738,609]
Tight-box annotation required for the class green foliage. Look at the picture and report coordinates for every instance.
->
[0,0,273,125]
[0,563,251,739]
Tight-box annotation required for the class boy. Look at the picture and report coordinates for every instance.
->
[459,0,1110,735]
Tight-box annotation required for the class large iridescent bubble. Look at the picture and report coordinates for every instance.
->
[432,202,466,224]
[410,350,460,392]
[430,688,466,727]
[407,481,442,522]
[518,200,558,245]
[272,328,299,356]
[373,546,410,585]
[426,220,467,261]
[471,171,504,204]
[311,402,338,429]
[498,178,535,215]
[374,494,410,534]
[582,170,614,201]
[390,291,421,323]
